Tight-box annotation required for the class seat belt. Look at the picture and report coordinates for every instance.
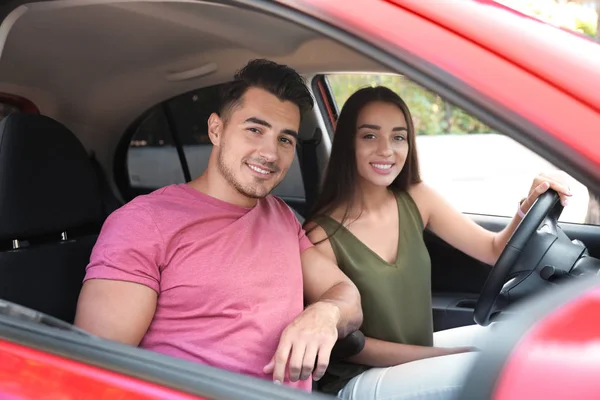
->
[299,128,322,214]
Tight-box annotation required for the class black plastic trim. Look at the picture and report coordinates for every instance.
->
[432,292,478,331]
[113,106,156,202]
[469,213,600,257]
[162,103,192,182]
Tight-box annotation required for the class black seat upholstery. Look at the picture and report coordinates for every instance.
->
[0,113,104,323]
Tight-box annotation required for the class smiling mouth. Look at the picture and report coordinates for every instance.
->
[246,163,274,176]
[370,163,394,170]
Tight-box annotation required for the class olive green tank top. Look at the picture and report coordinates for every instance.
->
[315,190,433,395]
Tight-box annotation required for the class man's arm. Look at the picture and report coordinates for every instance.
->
[74,204,163,346]
[300,246,363,337]
[264,220,362,384]
[302,222,362,337]
[74,280,157,346]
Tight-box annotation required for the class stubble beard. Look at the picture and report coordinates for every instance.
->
[217,149,271,199]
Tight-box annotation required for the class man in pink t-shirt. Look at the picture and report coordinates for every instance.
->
[74,59,362,392]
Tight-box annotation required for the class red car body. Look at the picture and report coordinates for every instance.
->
[0,0,599,399]
[494,286,600,400]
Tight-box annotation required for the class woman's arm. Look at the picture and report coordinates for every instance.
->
[410,171,572,266]
[347,336,474,368]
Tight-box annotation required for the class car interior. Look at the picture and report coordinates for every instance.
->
[0,0,599,398]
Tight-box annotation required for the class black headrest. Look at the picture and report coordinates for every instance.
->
[0,114,103,240]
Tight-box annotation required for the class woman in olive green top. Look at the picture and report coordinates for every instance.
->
[304,86,572,400]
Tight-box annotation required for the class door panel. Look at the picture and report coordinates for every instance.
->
[427,224,491,331]
[432,292,480,331]
[429,214,600,331]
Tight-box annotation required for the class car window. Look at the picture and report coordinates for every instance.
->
[325,73,599,225]
[125,85,305,199]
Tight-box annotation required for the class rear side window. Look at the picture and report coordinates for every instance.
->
[124,84,305,199]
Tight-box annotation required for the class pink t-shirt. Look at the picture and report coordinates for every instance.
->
[84,184,313,392]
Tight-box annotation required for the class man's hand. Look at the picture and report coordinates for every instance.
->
[263,301,339,384]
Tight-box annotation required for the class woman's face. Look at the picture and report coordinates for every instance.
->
[354,101,409,188]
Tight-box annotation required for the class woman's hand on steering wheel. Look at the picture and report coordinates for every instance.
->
[520,171,573,215]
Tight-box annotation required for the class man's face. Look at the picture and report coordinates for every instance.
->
[209,87,301,199]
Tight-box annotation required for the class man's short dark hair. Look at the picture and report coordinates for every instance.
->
[218,59,314,121]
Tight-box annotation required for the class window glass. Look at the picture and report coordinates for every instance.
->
[127,106,185,189]
[325,73,597,225]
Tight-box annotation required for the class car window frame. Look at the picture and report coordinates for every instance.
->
[313,72,600,226]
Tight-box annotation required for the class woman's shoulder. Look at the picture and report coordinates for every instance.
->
[403,182,436,227]
[304,204,354,241]
[405,181,438,204]
[303,219,327,241]
[303,219,338,263]
[405,181,427,197]
[306,206,349,227]
[304,209,343,236]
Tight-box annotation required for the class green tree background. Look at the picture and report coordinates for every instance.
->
[327,74,494,136]
[498,0,599,39]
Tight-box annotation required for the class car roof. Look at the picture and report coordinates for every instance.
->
[0,1,384,146]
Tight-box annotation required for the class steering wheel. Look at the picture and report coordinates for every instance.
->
[474,189,588,326]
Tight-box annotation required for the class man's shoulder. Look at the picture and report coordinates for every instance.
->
[111,184,183,218]
[261,195,303,224]
[262,194,292,214]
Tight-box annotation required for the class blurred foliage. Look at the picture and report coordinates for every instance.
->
[326,74,494,136]
[498,0,598,38]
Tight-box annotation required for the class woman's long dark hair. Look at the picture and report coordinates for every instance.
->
[304,86,422,237]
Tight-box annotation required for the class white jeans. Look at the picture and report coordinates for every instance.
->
[337,324,490,400]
